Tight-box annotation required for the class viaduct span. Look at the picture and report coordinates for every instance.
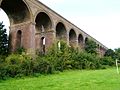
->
[0,0,108,56]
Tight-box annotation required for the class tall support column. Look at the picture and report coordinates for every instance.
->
[9,21,35,54]
[67,31,69,46]
[45,29,55,50]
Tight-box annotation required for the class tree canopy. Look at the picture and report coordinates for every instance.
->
[0,22,8,55]
[85,39,97,54]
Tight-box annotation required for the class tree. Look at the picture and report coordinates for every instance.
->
[0,22,8,55]
[115,48,120,54]
[104,49,116,60]
[85,39,97,54]
[114,48,120,60]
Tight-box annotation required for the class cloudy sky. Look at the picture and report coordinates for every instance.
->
[0,0,120,49]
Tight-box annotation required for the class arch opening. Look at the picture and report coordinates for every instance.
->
[40,37,45,54]
[78,34,84,49]
[85,37,88,44]
[78,34,83,44]
[69,29,77,47]
[35,12,52,33]
[1,0,31,25]
[16,30,22,49]
[56,22,67,41]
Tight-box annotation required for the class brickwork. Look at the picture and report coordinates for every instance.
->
[0,0,108,55]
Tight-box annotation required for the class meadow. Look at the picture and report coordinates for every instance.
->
[0,68,120,90]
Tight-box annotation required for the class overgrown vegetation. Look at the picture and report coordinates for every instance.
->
[85,39,97,54]
[0,23,117,80]
[0,41,116,80]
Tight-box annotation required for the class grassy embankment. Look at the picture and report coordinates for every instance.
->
[0,68,120,90]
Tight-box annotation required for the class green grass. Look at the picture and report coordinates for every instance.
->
[0,68,120,90]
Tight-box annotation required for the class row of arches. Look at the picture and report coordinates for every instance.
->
[0,0,85,48]
[35,12,84,49]
[0,0,106,54]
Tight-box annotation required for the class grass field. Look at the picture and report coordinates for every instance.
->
[0,68,120,90]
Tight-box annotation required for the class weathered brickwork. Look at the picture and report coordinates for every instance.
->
[0,0,108,55]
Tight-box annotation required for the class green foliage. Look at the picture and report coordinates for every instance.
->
[0,54,33,79]
[33,56,53,74]
[114,48,120,60]
[115,48,120,53]
[71,52,101,70]
[104,49,116,60]
[47,41,72,71]
[100,56,115,66]
[85,39,97,54]
[47,40,101,70]
[0,40,115,79]
[0,55,6,63]
[16,47,26,54]
[0,22,8,55]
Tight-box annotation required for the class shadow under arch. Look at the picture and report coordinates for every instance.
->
[16,30,22,50]
[0,0,33,52]
[35,12,52,33]
[78,34,84,49]
[35,12,53,54]
[69,29,77,48]
[0,0,31,25]
[56,22,67,41]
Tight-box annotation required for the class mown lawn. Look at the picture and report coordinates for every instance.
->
[0,68,120,90]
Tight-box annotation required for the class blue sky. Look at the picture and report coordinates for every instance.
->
[0,0,120,49]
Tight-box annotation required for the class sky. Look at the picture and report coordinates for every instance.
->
[0,0,120,49]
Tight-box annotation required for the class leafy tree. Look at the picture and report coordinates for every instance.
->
[115,48,120,54]
[114,48,120,60]
[0,22,8,55]
[104,49,116,60]
[85,39,97,54]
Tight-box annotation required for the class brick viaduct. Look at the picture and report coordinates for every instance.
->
[0,0,108,56]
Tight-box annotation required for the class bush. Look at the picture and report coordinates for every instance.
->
[0,54,33,78]
[71,51,101,70]
[0,41,113,80]
[100,56,115,66]
[0,55,6,63]
[0,62,8,80]
[33,56,53,74]
[47,41,102,71]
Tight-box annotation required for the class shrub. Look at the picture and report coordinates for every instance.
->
[1,54,33,78]
[100,56,115,66]
[16,47,26,54]
[0,41,113,80]
[0,62,8,80]
[71,51,101,70]
[33,56,53,74]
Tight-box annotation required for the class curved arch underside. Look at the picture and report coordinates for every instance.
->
[56,22,67,41]
[78,34,83,44]
[1,0,30,24]
[69,29,77,47]
[35,12,52,33]
[85,37,88,44]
